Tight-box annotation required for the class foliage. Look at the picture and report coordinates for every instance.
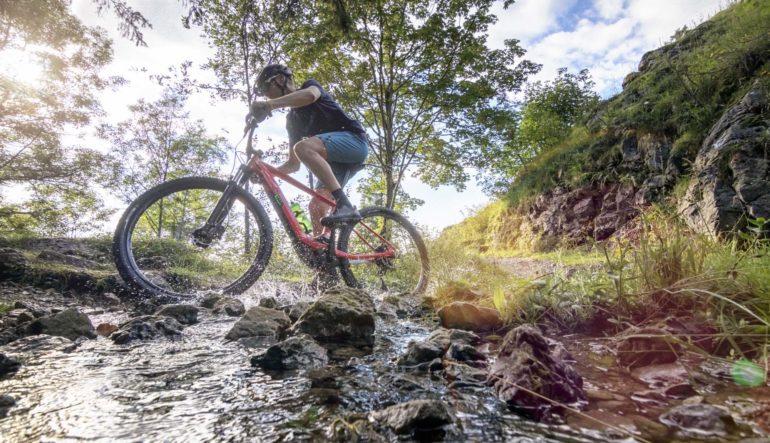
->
[480,69,599,193]
[0,0,123,236]
[98,86,229,203]
[190,0,539,211]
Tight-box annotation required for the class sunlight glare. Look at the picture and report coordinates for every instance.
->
[0,48,47,87]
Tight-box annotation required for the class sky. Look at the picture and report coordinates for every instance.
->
[67,0,727,233]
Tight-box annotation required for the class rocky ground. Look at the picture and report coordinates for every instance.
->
[0,240,769,441]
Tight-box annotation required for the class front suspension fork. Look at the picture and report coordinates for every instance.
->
[192,167,251,248]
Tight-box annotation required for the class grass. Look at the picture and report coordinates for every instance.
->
[431,205,770,357]
[0,303,11,317]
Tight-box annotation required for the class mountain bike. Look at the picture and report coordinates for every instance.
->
[112,112,429,300]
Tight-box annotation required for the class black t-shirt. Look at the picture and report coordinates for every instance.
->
[286,79,365,147]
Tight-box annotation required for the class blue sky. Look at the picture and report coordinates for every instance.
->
[68,0,727,233]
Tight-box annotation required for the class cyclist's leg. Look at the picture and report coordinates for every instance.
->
[297,132,368,227]
[310,164,354,236]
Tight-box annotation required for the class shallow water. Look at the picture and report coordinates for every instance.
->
[0,287,615,442]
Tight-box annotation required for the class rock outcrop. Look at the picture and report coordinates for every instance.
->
[370,399,454,435]
[27,309,96,341]
[680,81,770,236]
[225,306,291,342]
[111,316,183,344]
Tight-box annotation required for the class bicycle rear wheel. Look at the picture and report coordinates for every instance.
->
[337,206,429,297]
[112,177,273,299]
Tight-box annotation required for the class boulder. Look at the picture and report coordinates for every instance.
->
[224,306,291,342]
[111,316,183,344]
[200,294,246,317]
[0,353,21,376]
[0,248,28,280]
[250,334,328,371]
[487,325,585,420]
[292,287,375,348]
[154,304,199,325]
[437,302,502,332]
[680,81,770,236]
[27,309,95,341]
[398,328,480,367]
[370,399,453,434]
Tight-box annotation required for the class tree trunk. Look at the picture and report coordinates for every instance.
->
[157,197,164,238]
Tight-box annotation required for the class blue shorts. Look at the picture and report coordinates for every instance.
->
[316,131,368,189]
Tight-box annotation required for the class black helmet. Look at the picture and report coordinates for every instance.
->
[256,63,293,95]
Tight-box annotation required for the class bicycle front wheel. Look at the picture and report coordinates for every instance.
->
[112,177,273,299]
[338,206,429,297]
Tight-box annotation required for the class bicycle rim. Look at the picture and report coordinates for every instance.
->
[338,207,429,297]
[118,178,271,297]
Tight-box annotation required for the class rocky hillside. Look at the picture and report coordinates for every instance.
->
[453,0,770,251]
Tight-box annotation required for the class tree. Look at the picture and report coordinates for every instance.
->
[189,0,539,210]
[98,86,228,238]
[476,68,600,193]
[99,87,228,201]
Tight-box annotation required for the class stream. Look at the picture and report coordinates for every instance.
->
[0,282,616,442]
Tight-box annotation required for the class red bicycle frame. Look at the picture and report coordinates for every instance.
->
[246,154,395,262]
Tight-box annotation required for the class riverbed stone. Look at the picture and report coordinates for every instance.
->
[250,334,328,371]
[292,287,375,347]
[225,306,291,342]
[659,404,740,438]
[0,394,15,418]
[0,353,21,376]
[437,302,502,332]
[1,335,76,353]
[26,309,95,341]
[96,323,119,337]
[487,325,585,420]
[281,301,310,323]
[154,304,199,325]
[370,399,453,434]
[111,316,183,344]
[397,328,481,367]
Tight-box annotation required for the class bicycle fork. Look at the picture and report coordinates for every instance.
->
[191,167,250,248]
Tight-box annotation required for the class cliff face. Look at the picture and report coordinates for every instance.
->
[453,0,770,251]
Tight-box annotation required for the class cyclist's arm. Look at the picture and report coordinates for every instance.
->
[267,86,321,110]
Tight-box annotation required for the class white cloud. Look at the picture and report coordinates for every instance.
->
[594,0,625,21]
[489,0,578,47]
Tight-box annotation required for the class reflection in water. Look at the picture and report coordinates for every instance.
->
[0,289,609,442]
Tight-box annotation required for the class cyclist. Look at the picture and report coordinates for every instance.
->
[250,64,368,239]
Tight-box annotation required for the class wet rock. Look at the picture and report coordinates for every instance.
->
[111,316,183,344]
[437,302,502,332]
[487,325,585,420]
[250,334,328,371]
[664,383,698,399]
[659,404,740,438]
[154,304,199,325]
[447,342,486,367]
[281,301,310,323]
[200,293,244,316]
[307,367,339,389]
[101,293,121,306]
[631,362,687,387]
[397,328,480,367]
[292,287,375,348]
[37,250,99,269]
[615,327,680,369]
[132,300,161,317]
[310,387,340,404]
[258,296,279,309]
[0,353,21,376]
[27,309,95,341]
[370,399,453,434]
[0,248,28,280]
[0,394,15,418]
[443,361,487,389]
[225,307,291,342]
[5,309,35,326]
[96,323,119,337]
